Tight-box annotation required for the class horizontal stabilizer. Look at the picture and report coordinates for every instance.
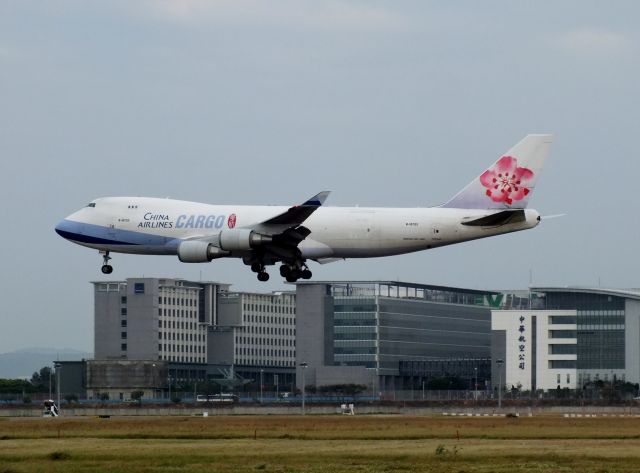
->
[461,209,526,227]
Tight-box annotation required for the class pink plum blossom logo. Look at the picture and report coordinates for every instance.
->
[228,214,237,228]
[480,156,534,205]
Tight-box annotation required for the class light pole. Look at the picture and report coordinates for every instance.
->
[474,367,478,402]
[260,369,264,404]
[168,372,171,402]
[496,359,504,409]
[300,362,308,415]
[194,380,197,403]
[48,365,52,400]
[422,379,425,401]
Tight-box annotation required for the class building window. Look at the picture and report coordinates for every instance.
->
[121,320,127,328]
[121,296,127,304]
[549,344,577,355]
[549,360,577,369]
[121,331,127,339]
[121,343,127,351]
[566,373,571,384]
[121,308,127,316]
[134,283,145,294]
[549,330,577,338]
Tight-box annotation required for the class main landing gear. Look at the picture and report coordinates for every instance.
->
[250,262,270,282]
[249,260,312,283]
[100,251,113,274]
[279,263,312,283]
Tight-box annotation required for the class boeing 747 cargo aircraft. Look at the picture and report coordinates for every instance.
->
[55,134,553,282]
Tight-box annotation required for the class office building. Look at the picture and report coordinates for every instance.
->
[209,291,297,388]
[492,287,640,391]
[93,278,225,364]
[92,278,295,392]
[294,281,516,391]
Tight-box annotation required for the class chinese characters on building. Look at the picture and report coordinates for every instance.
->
[518,315,526,370]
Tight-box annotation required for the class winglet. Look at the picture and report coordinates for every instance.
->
[302,191,330,207]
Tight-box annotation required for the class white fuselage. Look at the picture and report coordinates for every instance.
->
[55,197,541,261]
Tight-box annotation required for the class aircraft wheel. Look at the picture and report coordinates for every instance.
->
[279,265,291,277]
[285,274,298,283]
[101,265,113,274]
[257,272,270,282]
[251,262,262,273]
[301,269,312,280]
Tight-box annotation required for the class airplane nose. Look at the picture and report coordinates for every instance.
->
[55,219,75,239]
[55,220,66,238]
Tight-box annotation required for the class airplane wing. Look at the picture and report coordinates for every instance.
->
[182,192,330,270]
[252,191,330,235]
[248,191,330,267]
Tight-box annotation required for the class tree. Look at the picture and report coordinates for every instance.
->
[30,366,55,392]
[130,390,145,402]
[0,379,35,394]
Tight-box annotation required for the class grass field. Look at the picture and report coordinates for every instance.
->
[1,415,640,472]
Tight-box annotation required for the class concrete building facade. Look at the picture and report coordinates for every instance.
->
[92,278,296,393]
[85,359,168,400]
[492,310,578,391]
[93,278,224,364]
[208,291,297,389]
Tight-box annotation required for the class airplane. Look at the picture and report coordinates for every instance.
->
[55,134,553,282]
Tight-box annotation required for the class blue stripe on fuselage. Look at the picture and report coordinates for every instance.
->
[55,219,176,247]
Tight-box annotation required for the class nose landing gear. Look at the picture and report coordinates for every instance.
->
[100,251,113,274]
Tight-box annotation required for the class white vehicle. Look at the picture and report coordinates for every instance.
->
[42,400,59,417]
[56,135,553,282]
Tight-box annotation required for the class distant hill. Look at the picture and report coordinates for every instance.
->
[0,348,92,379]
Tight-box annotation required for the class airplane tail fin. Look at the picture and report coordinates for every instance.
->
[441,134,553,209]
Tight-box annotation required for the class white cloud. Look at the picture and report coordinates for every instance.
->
[136,0,408,31]
[555,28,634,56]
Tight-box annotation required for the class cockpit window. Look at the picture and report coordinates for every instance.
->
[86,203,96,208]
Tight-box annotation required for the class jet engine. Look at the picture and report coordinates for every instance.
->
[177,241,228,263]
[218,228,272,251]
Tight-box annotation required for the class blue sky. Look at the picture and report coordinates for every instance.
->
[1,1,639,352]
